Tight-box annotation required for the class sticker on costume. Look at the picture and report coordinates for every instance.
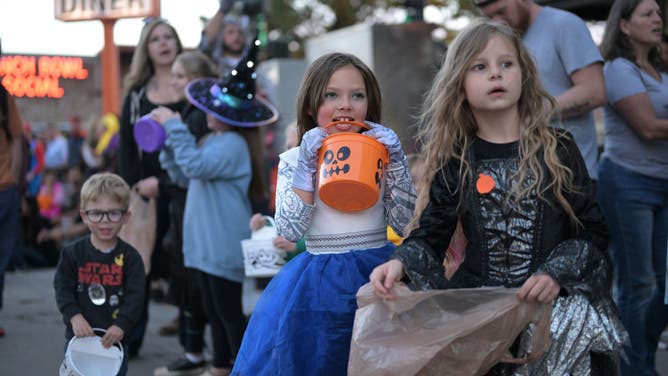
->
[476,173,495,194]
[88,283,106,305]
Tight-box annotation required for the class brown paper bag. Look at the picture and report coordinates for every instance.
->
[348,283,552,376]
[119,191,156,274]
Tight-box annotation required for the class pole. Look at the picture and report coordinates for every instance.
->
[101,19,120,115]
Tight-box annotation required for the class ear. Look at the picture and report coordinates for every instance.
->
[80,210,88,224]
[620,19,630,37]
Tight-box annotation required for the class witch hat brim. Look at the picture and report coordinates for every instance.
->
[185,77,278,128]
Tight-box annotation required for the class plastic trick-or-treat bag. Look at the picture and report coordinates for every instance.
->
[241,216,287,278]
[348,283,552,376]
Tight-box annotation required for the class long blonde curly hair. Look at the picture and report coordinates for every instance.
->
[413,20,578,227]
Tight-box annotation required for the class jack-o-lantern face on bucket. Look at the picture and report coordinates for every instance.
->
[322,146,351,178]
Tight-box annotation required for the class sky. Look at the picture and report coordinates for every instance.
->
[0,0,220,56]
[0,1,604,57]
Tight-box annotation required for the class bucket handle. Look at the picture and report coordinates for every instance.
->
[323,120,369,131]
[262,215,275,228]
[89,328,124,353]
[64,328,124,363]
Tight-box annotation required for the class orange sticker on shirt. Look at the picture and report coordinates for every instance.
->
[476,173,495,194]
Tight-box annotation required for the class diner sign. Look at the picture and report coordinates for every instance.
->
[0,55,89,99]
[55,0,160,22]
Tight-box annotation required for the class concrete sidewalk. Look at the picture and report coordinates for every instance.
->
[0,268,261,375]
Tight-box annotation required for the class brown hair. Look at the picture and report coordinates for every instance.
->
[600,0,667,72]
[295,53,382,143]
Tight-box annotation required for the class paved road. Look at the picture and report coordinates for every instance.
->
[0,268,263,376]
[0,268,666,375]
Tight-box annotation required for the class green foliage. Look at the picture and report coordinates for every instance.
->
[262,0,474,55]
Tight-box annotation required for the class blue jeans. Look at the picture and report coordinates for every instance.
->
[0,185,20,311]
[598,157,668,376]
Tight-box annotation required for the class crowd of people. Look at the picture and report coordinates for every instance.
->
[0,0,667,375]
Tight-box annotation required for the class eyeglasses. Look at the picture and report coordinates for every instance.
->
[84,209,127,223]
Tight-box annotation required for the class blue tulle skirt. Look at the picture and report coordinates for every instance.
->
[231,243,394,376]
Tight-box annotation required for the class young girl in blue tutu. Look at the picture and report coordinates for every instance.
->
[232,52,416,375]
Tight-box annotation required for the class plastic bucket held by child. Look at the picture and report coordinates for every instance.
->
[242,216,287,278]
[317,121,389,212]
[59,328,124,376]
[133,114,166,153]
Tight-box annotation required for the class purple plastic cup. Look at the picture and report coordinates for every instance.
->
[133,114,166,153]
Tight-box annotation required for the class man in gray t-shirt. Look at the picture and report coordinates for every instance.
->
[473,0,606,180]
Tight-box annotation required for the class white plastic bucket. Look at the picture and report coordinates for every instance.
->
[59,328,124,376]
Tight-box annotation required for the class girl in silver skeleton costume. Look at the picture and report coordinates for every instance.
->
[370,21,628,375]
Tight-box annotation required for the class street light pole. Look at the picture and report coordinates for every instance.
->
[101,18,120,115]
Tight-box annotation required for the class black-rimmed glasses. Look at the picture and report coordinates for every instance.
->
[84,209,127,223]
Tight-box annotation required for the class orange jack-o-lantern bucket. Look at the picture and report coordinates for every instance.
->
[317,121,389,212]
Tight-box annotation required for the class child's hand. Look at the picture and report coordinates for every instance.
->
[151,106,181,125]
[369,259,405,300]
[101,325,124,349]
[70,314,95,337]
[292,127,327,192]
[273,236,297,252]
[363,121,404,163]
[517,274,560,303]
[249,213,266,231]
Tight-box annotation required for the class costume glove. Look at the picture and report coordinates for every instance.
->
[291,127,328,192]
[363,121,404,163]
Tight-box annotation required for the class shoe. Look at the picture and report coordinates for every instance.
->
[0,326,4,337]
[159,317,179,336]
[154,357,206,376]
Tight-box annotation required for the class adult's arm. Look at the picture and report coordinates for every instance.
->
[201,10,225,51]
[551,11,606,119]
[605,58,668,140]
[612,93,668,140]
[557,63,606,119]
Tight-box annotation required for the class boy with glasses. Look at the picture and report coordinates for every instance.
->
[54,172,145,376]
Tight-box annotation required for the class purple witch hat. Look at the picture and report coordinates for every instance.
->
[185,39,278,128]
